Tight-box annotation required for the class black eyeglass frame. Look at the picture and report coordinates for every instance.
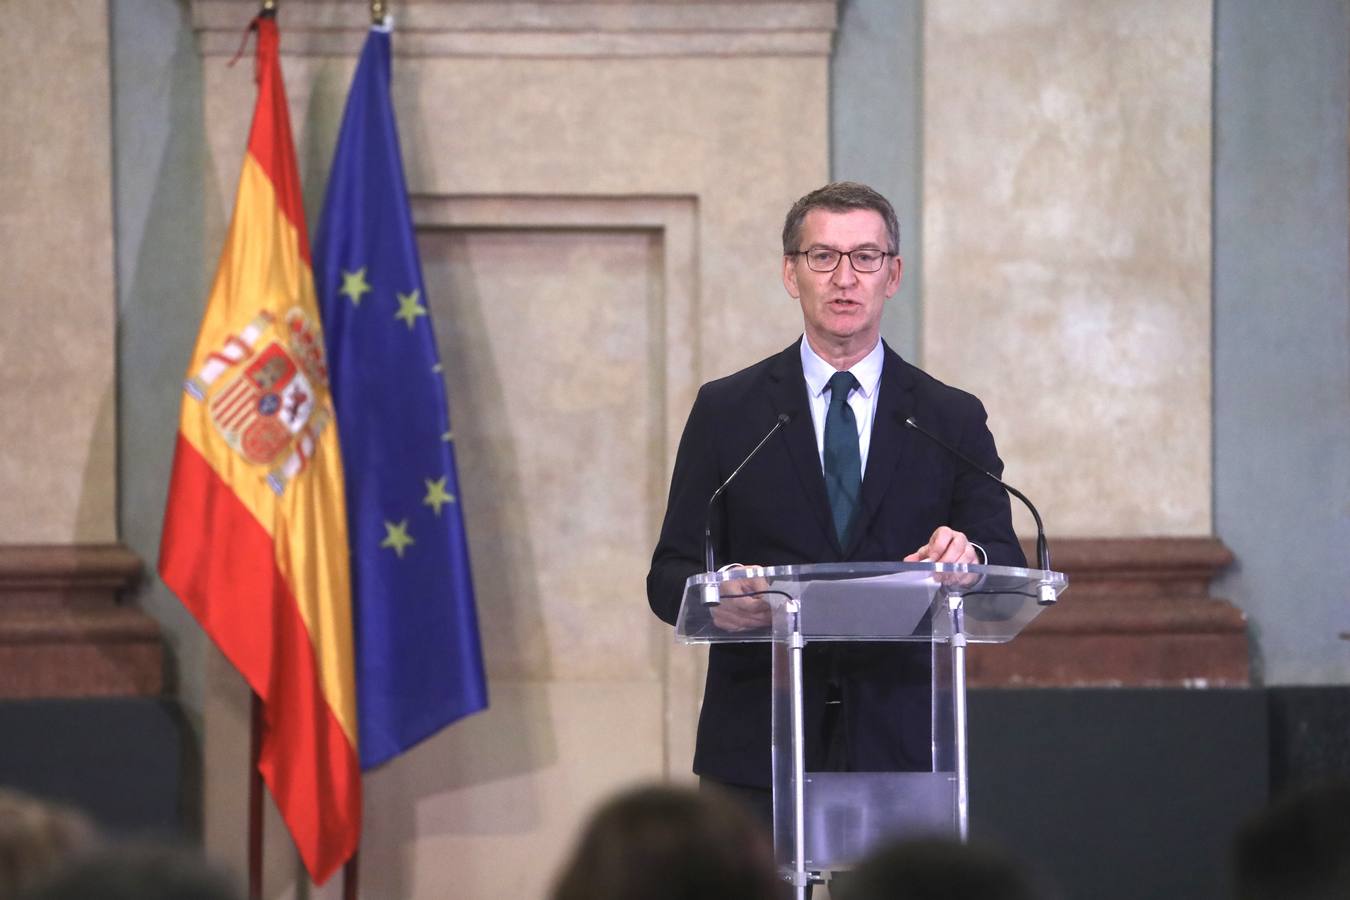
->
[788,247,897,274]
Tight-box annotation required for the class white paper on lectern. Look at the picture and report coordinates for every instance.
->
[796,571,940,639]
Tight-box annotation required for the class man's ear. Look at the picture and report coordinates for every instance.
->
[782,255,801,299]
[886,255,904,298]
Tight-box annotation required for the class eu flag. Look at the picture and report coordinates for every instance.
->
[314,23,487,769]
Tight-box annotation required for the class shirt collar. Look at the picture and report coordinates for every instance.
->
[800,335,884,398]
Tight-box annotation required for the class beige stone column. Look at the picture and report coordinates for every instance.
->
[922,2,1242,690]
[0,3,162,705]
[0,2,118,543]
[923,0,1213,539]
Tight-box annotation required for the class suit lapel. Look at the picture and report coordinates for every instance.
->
[846,343,920,556]
[765,341,839,554]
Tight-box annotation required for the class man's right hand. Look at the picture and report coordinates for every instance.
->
[708,565,774,632]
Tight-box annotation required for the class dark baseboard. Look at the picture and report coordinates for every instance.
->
[2,685,1347,896]
[969,687,1269,900]
[0,697,193,838]
[1266,685,1350,794]
[968,685,1350,900]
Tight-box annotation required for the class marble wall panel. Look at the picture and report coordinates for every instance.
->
[924,0,1213,538]
[0,3,118,542]
[357,679,665,899]
[420,226,667,681]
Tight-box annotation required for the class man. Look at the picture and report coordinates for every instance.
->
[647,182,1024,811]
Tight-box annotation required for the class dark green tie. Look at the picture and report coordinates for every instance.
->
[824,371,862,547]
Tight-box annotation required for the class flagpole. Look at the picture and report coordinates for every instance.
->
[344,3,379,892]
[248,692,264,900]
[336,13,393,900]
[245,10,274,897]
[343,853,360,900]
[336,6,386,900]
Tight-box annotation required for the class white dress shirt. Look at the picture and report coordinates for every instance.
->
[799,336,884,473]
[799,336,984,561]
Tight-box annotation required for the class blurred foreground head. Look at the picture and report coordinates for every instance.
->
[1232,781,1350,900]
[551,783,785,900]
[18,842,239,900]
[837,836,1042,900]
[0,788,99,899]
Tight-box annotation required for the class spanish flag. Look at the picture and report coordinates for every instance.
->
[159,15,359,884]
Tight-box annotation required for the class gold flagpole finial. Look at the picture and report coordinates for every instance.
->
[371,0,388,25]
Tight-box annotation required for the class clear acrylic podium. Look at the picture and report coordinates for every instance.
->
[676,562,1068,895]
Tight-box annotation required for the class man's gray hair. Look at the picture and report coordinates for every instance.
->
[781,182,901,256]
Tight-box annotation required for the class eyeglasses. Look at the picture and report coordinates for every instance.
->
[790,247,894,273]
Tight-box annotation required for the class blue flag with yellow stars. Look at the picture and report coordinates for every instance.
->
[314,22,487,769]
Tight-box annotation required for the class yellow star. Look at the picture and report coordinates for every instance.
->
[380,519,415,558]
[395,289,427,329]
[422,477,456,516]
[339,268,372,306]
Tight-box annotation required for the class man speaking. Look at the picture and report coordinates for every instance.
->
[646,182,1025,817]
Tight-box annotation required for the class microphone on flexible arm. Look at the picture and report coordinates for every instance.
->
[903,416,1057,605]
[701,412,793,605]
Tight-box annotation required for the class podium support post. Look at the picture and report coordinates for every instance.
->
[948,591,970,841]
[788,599,809,899]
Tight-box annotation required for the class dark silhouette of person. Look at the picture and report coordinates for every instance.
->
[1231,781,1350,900]
[550,783,787,900]
[835,836,1042,900]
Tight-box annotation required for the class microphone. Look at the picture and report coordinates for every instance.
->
[903,416,1057,605]
[702,412,792,604]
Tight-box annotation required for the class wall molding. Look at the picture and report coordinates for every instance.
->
[191,1,838,58]
[0,544,162,698]
[970,537,1249,688]
[409,191,704,776]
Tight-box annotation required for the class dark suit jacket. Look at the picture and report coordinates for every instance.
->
[647,338,1025,788]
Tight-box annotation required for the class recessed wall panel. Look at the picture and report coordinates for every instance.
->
[420,228,666,682]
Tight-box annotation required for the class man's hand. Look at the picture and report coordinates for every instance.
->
[709,565,774,632]
[904,526,979,565]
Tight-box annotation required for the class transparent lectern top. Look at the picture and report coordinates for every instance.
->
[676,562,1066,644]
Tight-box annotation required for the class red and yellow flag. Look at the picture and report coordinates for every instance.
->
[159,16,359,884]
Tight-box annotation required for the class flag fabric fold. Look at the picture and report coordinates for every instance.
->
[158,16,360,884]
[314,23,488,770]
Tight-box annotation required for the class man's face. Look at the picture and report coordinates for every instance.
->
[782,208,902,354]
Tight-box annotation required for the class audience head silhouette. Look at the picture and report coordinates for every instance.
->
[836,836,1041,900]
[17,843,240,900]
[0,788,99,900]
[1232,781,1350,900]
[551,783,785,900]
